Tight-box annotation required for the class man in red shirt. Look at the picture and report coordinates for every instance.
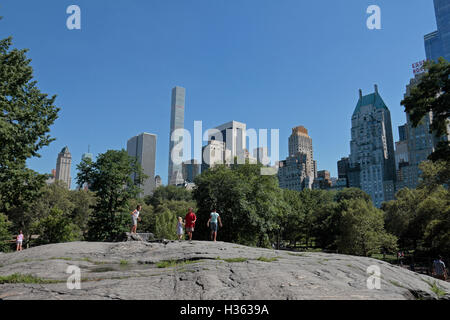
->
[184,208,197,241]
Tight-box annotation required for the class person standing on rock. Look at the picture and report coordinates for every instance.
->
[207,208,223,242]
[130,205,142,234]
[432,255,447,281]
[176,216,185,240]
[184,208,196,241]
[16,230,24,251]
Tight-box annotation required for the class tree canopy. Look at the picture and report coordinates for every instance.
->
[0,36,59,213]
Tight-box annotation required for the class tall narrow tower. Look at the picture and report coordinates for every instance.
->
[55,146,72,189]
[349,85,396,207]
[168,86,185,185]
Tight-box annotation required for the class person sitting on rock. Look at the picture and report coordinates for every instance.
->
[130,205,142,234]
[184,208,196,241]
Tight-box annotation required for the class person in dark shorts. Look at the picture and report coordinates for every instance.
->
[184,208,197,241]
[207,208,223,242]
[432,255,447,281]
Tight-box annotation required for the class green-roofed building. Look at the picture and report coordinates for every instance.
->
[348,85,396,207]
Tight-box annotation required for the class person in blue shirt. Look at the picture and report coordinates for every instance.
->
[207,208,223,242]
[432,256,447,281]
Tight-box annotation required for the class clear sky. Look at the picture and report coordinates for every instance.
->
[0,0,438,188]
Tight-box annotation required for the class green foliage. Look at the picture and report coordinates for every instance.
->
[0,273,61,284]
[336,199,398,256]
[401,58,450,162]
[256,256,278,262]
[145,185,192,207]
[7,182,96,241]
[77,150,146,241]
[69,189,97,237]
[31,207,80,245]
[383,182,450,257]
[0,36,59,214]
[418,160,450,190]
[154,206,178,240]
[86,211,130,242]
[193,164,284,246]
[0,213,12,252]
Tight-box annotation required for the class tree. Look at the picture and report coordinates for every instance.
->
[336,199,397,256]
[76,150,146,241]
[69,189,97,237]
[417,160,450,190]
[154,206,178,240]
[31,207,80,245]
[193,164,284,247]
[0,213,12,252]
[145,185,192,207]
[383,188,423,250]
[401,58,450,162]
[0,36,59,215]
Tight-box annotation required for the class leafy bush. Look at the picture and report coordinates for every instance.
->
[31,207,80,245]
[0,213,12,252]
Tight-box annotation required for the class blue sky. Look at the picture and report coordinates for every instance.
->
[0,0,437,188]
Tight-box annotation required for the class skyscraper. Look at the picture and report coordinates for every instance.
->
[288,126,315,181]
[182,159,201,183]
[278,126,316,191]
[424,0,450,62]
[155,175,162,189]
[278,153,312,191]
[201,140,231,173]
[396,75,438,190]
[127,133,157,197]
[55,146,72,189]
[348,85,396,207]
[209,121,246,163]
[168,86,185,185]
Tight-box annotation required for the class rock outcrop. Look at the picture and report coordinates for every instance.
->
[0,241,449,300]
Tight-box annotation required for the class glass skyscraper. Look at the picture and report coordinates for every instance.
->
[424,0,450,62]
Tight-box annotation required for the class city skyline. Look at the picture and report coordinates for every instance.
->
[2,1,439,188]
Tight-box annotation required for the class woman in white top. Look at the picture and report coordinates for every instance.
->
[130,205,142,234]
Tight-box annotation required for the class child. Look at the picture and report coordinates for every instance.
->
[176,217,185,240]
[16,230,24,252]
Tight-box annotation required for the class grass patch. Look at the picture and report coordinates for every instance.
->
[256,256,278,262]
[51,257,73,261]
[223,257,248,263]
[423,279,447,298]
[0,273,62,284]
[120,260,129,266]
[156,259,203,268]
